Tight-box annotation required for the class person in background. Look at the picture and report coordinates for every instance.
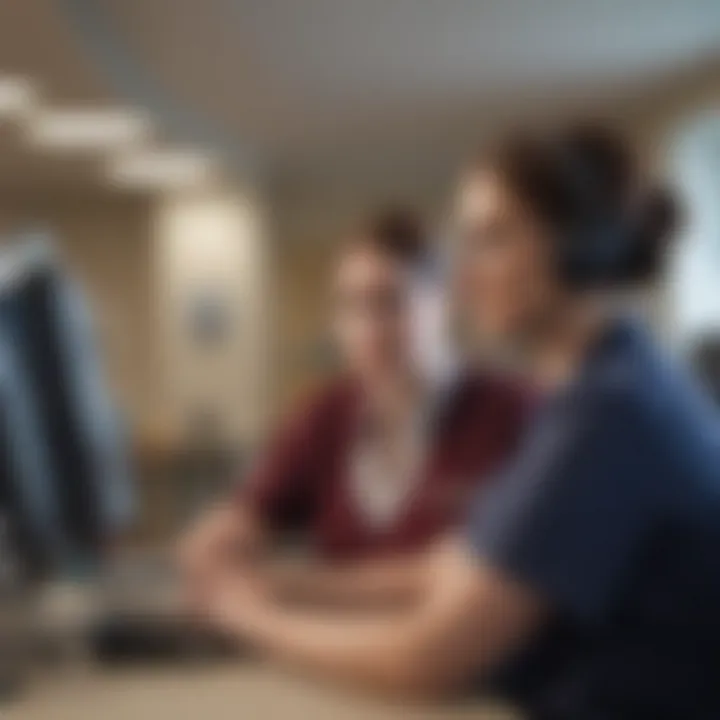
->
[201,125,720,720]
[179,210,529,611]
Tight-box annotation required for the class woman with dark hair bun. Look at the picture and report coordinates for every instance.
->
[197,124,720,720]
[478,124,679,290]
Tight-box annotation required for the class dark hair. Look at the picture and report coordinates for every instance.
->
[485,123,679,286]
[359,208,428,267]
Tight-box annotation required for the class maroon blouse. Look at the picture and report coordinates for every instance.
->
[238,374,531,561]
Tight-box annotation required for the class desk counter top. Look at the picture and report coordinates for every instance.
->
[7,663,521,720]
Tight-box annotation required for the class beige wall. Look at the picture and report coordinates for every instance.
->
[622,58,720,166]
[273,235,335,410]
[153,188,271,446]
[0,188,274,448]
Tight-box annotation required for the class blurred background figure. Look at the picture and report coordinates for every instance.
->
[179,209,529,613]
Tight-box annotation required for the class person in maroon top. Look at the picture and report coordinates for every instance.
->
[179,209,529,609]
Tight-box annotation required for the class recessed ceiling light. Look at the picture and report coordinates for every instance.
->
[27,108,152,151]
[107,150,218,189]
[0,76,37,117]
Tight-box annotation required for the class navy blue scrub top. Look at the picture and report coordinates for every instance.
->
[467,317,720,720]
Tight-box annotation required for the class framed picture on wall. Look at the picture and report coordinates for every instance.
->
[186,289,234,347]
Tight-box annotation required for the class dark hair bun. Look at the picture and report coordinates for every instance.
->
[622,185,680,283]
[562,125,633,204]
[490,122,680,286]
[367,208,427,265]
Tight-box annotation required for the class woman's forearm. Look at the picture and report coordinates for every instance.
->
[208,538,543,700]
[224,599,436,696]
[269,555,429,610]
[209,543,473,698]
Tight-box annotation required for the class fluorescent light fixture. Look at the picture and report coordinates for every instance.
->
[0,76,37,117]
[28,108,152,151]
[108,149,217,189]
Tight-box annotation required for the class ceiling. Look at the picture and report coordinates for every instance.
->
[0,0,718,194]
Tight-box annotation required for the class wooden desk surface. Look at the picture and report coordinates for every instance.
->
[7,663,521,720]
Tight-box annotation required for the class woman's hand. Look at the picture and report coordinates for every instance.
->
[204,569,273,638]
[177,504,239,576]
[176,502,267,615]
